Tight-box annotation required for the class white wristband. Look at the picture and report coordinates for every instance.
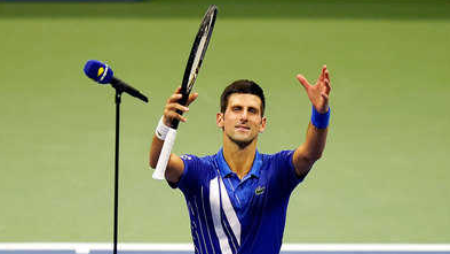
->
[155,116,170,140]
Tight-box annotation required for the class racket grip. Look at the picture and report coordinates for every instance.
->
[153,128,177,180]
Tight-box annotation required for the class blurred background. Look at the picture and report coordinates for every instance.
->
[0,0,449,244]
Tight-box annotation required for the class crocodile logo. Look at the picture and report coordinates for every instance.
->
[255,186,265,195]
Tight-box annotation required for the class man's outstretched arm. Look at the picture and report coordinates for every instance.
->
[293,65,332,178]
[149,87,198,183]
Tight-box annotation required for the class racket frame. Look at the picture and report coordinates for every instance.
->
[153,5,218,180]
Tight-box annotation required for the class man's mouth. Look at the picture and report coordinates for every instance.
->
[235,125,250,131]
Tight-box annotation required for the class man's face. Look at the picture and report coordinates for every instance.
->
[216,93,266,148]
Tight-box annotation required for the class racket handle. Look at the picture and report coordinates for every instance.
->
[153,128,177,180]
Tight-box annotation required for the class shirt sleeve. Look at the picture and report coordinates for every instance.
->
[273,150,306,195]
[169,154,204,196]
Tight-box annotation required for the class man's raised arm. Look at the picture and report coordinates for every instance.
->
[292,65,332,178]
[149,87,198,183]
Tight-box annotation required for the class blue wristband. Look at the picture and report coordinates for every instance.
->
[311,106,330,129]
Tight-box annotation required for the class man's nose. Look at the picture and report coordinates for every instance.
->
[239,110,248,121]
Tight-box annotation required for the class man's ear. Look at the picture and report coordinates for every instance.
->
[216,112,224,128]
[259,116,267,133]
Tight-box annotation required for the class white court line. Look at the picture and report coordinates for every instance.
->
[283,244,450,252]
[0,243,193,253]
[0,243,450,252]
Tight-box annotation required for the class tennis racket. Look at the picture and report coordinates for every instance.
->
[153,5,218,180]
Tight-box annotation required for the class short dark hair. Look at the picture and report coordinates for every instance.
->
[220,79,266,116]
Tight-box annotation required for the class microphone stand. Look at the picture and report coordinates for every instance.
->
[113,88,122,254]
[105,76,147,254]
[84,60,148,254]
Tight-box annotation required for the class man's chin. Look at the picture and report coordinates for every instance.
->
[227,134,255,149]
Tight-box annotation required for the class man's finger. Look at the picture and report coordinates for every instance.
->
[319,65,326,83]
[168,93,182,103]
[167,111,187,123]
[187,92,199,106]
[324,78,331,94]
[321,92,329,101]
[296,74,310,90]
[325,68,330,81]
[167,103,189,113]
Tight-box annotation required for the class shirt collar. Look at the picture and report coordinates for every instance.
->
[216,148,262,179]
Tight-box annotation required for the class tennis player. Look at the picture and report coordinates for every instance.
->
[149,65,331,254]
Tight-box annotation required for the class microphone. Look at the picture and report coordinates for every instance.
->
[83,60,148,103]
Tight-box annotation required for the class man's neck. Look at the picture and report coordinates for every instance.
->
[222,137,257,180]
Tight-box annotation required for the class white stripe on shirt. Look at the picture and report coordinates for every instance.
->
[218,177,241,245]
[209,177,232,254]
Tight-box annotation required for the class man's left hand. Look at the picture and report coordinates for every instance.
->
[296,65,332,113]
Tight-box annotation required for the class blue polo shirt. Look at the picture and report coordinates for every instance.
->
[174,148,306,254]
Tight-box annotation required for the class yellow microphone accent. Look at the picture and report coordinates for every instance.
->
[97,67,104,77]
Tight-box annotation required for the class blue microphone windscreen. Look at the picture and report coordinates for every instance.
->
[83,60,114,84]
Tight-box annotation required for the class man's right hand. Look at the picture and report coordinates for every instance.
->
[149,87,198,183]
[163,87,199,127]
